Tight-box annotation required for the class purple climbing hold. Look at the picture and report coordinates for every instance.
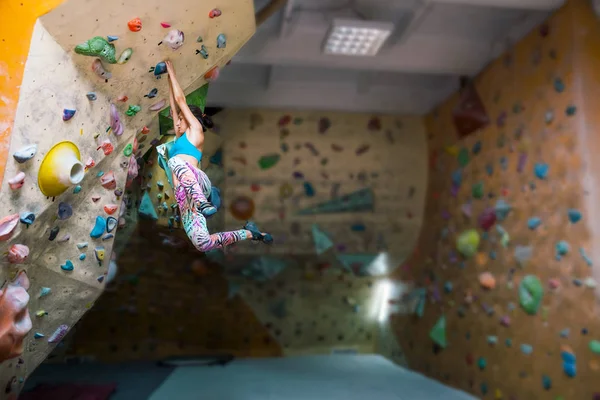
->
[478,208,497,231]
[517,152,528,173]
[57,202,73,220]
[292,171,304,179]
[62,109,76,121]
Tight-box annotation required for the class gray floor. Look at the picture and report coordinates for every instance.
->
[150,355,478,400]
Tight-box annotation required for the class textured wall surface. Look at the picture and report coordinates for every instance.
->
[391,1,600,399]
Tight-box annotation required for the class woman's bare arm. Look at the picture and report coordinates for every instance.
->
[168,78,183,138]
[165,61,201,134]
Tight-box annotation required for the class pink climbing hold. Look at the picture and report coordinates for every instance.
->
[0,214,19,241]
[100,171,116,190]
[7,244,29,264]
[8,172,25,190]
[92,195,101,202]
[160,22,171,28]
[479,272,496,289]
[85,157,95,170]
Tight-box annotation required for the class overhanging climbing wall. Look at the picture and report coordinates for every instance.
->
[0,0,255,395]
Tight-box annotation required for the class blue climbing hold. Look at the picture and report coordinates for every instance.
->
[485,163,493,176]
[528,217,541,230]
[562,351,576,377]
[90,216,106,238]
[580,247,593,266]
[505,338,512,347]
[303,182,315,197]
[554,77,565,93]
[444,281,453,293]
[60,260,74,271]
[107,35,119,42]
[477,357,487,370]
[350,223,366,232]
[560,328,570,338]
[568,209,581,223]
[451,169,462,187]
[520,344,533,355]
[79,254,86,261]
[534,163,549,179]
[542,375,552,390]
[472,141,481,154]
[489,250,497,260]
[555,241,570,260]
[480,383,488,396]
[73,185,82,194]
[500,156,508,171]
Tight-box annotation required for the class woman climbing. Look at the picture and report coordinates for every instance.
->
[165,60,273,252]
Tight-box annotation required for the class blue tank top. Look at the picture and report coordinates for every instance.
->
[169,132,202,162]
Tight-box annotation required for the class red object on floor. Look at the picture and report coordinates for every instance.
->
[19,383,117,400]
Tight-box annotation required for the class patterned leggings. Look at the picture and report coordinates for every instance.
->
[168,156,248,252]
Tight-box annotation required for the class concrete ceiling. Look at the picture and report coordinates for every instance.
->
[208,0,564,114]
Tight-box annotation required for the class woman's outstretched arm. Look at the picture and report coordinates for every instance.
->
[168,77,183,138]
[165,61,201,133]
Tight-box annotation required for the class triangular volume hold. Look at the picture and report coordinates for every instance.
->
[336,254,378,274]
[297,188,374,216]
[312,224,334,255]
[429,315,447,349]
[452,82,489,138]
[138,192,158,220]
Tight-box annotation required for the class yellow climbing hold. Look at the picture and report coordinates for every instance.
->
[495,389,503,399]
[475,252,488,266]
[444,145,459,156]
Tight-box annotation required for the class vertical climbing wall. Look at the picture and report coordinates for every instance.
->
[0,0,255,395]
[218,109,428,265]
[390,0,600,398]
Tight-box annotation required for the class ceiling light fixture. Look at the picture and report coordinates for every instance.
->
[323,18,394,57]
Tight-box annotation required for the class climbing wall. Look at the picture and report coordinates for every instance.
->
[218,110,428,264]
[0,0,255,394]
[390,0,600,398]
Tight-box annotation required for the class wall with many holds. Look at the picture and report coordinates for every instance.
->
[391,0,600,399]
[0,0,255,395]
[216,110,428,267]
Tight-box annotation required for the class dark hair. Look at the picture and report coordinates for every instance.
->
[188,104,214,130]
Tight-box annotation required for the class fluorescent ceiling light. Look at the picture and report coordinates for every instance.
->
[323,18,394,57]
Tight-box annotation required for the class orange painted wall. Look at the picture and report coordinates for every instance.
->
[0,0,64,184]
[391,0,600,398]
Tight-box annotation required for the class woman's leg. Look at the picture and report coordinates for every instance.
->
[168,157,216,217]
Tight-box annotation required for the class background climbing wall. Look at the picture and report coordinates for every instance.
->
[218,110,428,265]
[390,1,600,399]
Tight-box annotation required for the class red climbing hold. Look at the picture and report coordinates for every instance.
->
[204,66,220,83]
[140,126,150,134]
[104,204,118,215]
[209,8,222,18]
[278,115,292,127]
[250,183,261,192]
[160,22,171,28]
[97,140,114,156]
[128,17,142,32]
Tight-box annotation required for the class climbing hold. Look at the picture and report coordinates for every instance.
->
[123,143,133,157]
[534,163,549,179]
[303,182,315,197]
[279,183,293,200]
[429,316,447,349]
[528,217,542,230]
[139,192,158,220]
[542,375,552,390]
[562,351,576,377]
[457,147,469,166]
[160,29,185,50]
[568,209,581,223]
[355,144,370,155]
[100,171,116,190]
[204,66,220,82]
[487,335,498,345]
[86,92,97,101]
[103,204,118,215]
[479,272,496,289]
[94,246,105,264]
[75,36,117,63]
[209,8,222,18]
[456,229,480,258]
[520,344,533,354]
[0,214,19,241]
[478,208,496,231]
[149,99,166,111]
[125,105,141,116]
[229,196,255,220]
[60,260,74,272]
[13,144,37,163]
[519,275,544,315]
[79,254,86,261]
[91,58,112,81]
[477,357,487,370]
[90,216,106,239]
[127,17,142,32]
[106,217,117,233]
[554,77,565,92]
[102,233,114,241]
[217,33,227,48]
[39,287,51,298]
[7,244,29,264]
[76,242,88,250]
[258,153,280,170]
[48,324,69,343]
[150,61,167,77]
[472,182,484,198]
[57,202,73,220]
[106,35,118,42]
[34,332,45,339]
[62,109,76,121]
[144,88,159,100]
[85,157,95,170]
[19,212,34,227]
[517,152,528,172]
[472,141,481,154]
[196,35,203,42]
[196,45,209,59]
[8,172,25,190]
[589,340,600,354]
[319,117,331,133]
[556,241,570,259]
[312,224,334,255]
[115,48,134,66]
[160,21,171,28]
[117,94,128,102]
[565,105,577,116]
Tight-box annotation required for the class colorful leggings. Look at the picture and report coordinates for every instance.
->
[168,157,248,252]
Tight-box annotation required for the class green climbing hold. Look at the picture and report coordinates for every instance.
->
[312,224,333,255]
[123,143,133,156]
[589,340,600,354]
[74,36,117,64]
[456,229,480,258]
[138,192,158,220]
[125,105,141,116]
[519,275,544,315]
[457,147,469,167]
[472,182,484,198]
[258,153,280,170]
[429,315,447,349]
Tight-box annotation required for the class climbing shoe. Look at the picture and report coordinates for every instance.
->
[244,221,273,244]
[197,201,217,218]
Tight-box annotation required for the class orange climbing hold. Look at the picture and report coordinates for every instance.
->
[127,17,142,32]
[104,204,118,215]
[479,272,496,289]
[204,66,220,82]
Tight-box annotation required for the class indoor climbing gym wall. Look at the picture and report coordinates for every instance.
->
[390,0,600,399]
[0,0,255,395]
